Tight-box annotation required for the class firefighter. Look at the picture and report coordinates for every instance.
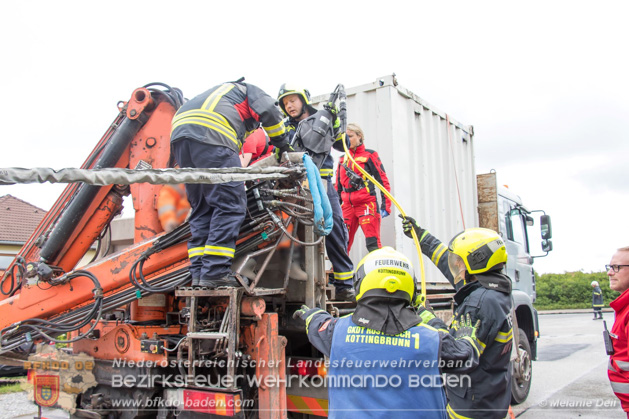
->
[277,84,355,301]
[156,183,190,233]
[401,217,513,419]
[591,280,604,320]
[293,247,482,419]
[171,80,291,288]
[336,123,391,253]
[239,127,274,167]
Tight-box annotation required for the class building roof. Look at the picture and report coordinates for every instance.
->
[0,195,47,244]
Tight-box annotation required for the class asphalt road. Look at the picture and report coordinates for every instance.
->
[513,311,626,418]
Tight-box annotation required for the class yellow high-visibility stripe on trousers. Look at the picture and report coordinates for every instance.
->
[188,246,205,258]
[204,245,235,258]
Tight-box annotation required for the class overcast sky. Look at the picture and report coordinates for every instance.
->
[1,0,627,274]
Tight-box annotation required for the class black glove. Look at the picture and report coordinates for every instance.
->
[453,313,482,353]
[274,144,294,162]
[399,215,425,239]
[292,304,311,321]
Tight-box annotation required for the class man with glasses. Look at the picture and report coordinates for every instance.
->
[606,247,629,414]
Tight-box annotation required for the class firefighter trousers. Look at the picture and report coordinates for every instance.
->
[323,178,354,288]
[172,139,246,281]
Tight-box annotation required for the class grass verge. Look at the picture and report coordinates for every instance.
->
[0,379,25,394]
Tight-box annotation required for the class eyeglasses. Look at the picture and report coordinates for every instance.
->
[606,265,629,273]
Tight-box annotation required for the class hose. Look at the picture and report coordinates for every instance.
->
[0,268,190,354]
[266,209,323,247]
[1,257,25,296]
[143,82,185,110]
[263,200,313,214]
[0,270,104,349]
[88,223,111,264]
[260,189,313,203]
[128,224,192,294]
[336,84,427,306]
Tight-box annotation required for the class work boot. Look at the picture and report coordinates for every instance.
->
[335,287,356,302]
[197,273,249,289]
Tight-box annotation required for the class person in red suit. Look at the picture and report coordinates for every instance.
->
[336,123,391,253]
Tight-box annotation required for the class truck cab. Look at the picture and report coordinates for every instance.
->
[478,172,553,404]
[500,185,537,300]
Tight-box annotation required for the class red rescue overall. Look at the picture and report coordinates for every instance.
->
[336,144,391,252]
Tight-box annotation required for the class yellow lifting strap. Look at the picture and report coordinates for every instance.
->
[339,132,427,306]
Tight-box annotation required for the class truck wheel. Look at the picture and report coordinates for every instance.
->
[511,328,532,404]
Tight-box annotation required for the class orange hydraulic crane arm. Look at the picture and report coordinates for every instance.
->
[0,228,190,353]
[0,84,185,353]
[0,84,184,298]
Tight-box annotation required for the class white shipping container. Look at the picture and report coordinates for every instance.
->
[312,75,477,288]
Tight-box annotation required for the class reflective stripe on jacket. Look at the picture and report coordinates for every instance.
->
[419,232,513,419]
[171,82,288,152]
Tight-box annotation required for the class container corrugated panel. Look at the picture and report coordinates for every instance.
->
[312,75,477,287]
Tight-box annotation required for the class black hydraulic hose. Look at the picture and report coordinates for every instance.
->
[1,257,24,296]
[234,229,282,257]
[87,223,110,264]
[144,82,184,110]
[46,269,188,329]
[0,270,104,347]
[39,114,149,263]
[260,189,313,203]
[0,269,188,353]
[263,200,313,214]
[128,224,191,294]
[238,214,275,238]
[129,256,191,293]
[14,300,103,344]
[34,82,185,265]
[14,271,102,330]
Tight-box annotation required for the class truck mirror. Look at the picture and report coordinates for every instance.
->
[525,214,534,227]
[541,239,553,253]
[540,215,552,239]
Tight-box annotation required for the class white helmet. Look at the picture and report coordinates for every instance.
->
[591,281,599,287]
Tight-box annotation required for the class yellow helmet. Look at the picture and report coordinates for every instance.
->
[448,228,507,276]
[277,83,311,116]
[354,247,417,304]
